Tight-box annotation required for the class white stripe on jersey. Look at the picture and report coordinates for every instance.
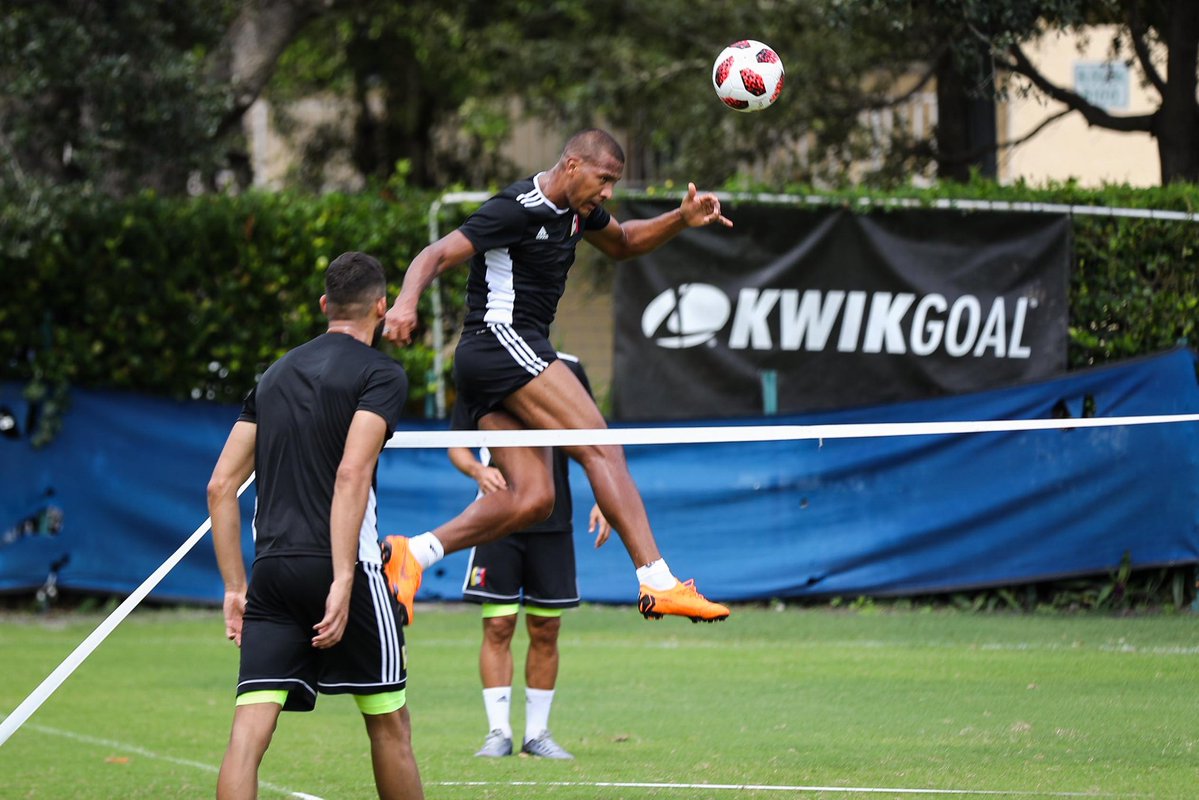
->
[482,248,516,325]
[364,562,402,684]
[516,189,543,208]
[490,324,549,376]
[515,173,569,214]
[358,488,382,564]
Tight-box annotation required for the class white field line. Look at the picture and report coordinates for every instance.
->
[428,779,1138,797]
[2,716,325,800]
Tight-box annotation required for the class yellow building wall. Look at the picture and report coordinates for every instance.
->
[998,26,1162,187]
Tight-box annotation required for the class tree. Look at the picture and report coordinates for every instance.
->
[263,0,933,190]
[0,0,334,197]
[845,0,1199,185]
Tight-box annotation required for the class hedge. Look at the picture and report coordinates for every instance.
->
[2,179,1197,445]
[1,181,470,443]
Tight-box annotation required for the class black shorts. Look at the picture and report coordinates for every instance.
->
[237,556,406,712]
[461,530,578,609]
[453,324,558,425]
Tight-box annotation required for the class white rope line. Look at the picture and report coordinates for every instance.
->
[386,413,1199,449]
[0,474,256,748]
[429,780,1139,797]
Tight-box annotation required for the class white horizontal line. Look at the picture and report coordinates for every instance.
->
[429,779,1137,797]
[386,413,1199,449]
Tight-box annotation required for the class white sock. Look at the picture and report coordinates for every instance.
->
[636,559,678,591]
[482,686,512,739]
[525,687,555,741]
[409,532,445,569]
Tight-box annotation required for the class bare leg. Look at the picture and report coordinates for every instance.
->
[503,361,661,567]
[217,703,282,800]
[363,706,424,800]
[431,410,555,553]
[480,614,517,688]
[524,614,560,691]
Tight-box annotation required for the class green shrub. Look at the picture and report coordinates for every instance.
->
[0,181,472,442]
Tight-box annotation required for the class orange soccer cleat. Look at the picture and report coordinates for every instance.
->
[637,579,730,623]
[381,535,423,625]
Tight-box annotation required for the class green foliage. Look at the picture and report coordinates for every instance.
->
[0,0,233,196]
[0,179,452,442]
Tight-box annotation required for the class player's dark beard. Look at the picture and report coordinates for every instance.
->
[372,320,385,349]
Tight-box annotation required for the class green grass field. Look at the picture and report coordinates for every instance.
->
[1,603,1197,799]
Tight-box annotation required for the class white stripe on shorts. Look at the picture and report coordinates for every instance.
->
[364,562,402,684]
[489,324,549,376]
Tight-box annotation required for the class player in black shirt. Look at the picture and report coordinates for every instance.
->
[207,252,423,800]
[452,354,610,760]
[380,128,731,625]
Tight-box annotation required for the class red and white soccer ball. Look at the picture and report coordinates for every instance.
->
[711,40,785,112]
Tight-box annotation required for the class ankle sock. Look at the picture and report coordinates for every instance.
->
[482,686,512,739]
[636,559,678,591]
[409,532,445,569]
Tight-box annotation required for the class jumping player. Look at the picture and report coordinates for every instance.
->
[380,128,732,625]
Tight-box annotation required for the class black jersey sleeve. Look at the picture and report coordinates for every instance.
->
[458,197,528,253]
[357,361,408,438]
[583,205,611,231]
[237,385,258,424]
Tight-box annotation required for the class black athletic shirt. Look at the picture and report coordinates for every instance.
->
[449,354,592,534]
[458,174,612,337]
[238,333,408,562]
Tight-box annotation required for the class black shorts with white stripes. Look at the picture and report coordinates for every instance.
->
[453,323,559,425]
[236,556,406,712]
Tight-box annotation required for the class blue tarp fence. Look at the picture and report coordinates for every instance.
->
[2,348,1197,604]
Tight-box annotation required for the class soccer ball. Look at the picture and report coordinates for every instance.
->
[711,40,784,112]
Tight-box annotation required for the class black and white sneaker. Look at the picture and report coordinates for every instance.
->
[521,731,574,759]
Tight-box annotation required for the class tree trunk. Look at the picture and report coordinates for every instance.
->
[934,51,998,182]
[1155,0,1199,183]
[206,0,335,142]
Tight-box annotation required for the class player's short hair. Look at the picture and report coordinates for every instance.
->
[325,251,386,320]
[562,129,625,166]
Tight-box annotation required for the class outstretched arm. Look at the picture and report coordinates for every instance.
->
[208,421,256,647]
[382,230,478,346]
[584,182,732,261]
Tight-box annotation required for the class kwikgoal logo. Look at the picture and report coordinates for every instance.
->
[641,283,1039,358]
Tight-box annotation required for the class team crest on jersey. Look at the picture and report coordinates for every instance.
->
[570,214,580,237]
[470,566,487,587]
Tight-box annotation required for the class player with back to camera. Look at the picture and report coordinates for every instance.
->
[379,128,733,626]
[207,251,423,800]
[451,353,610,760]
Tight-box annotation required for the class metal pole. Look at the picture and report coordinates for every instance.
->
[426,199,446,418]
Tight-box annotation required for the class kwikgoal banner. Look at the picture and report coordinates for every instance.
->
[613,203,1070,419]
